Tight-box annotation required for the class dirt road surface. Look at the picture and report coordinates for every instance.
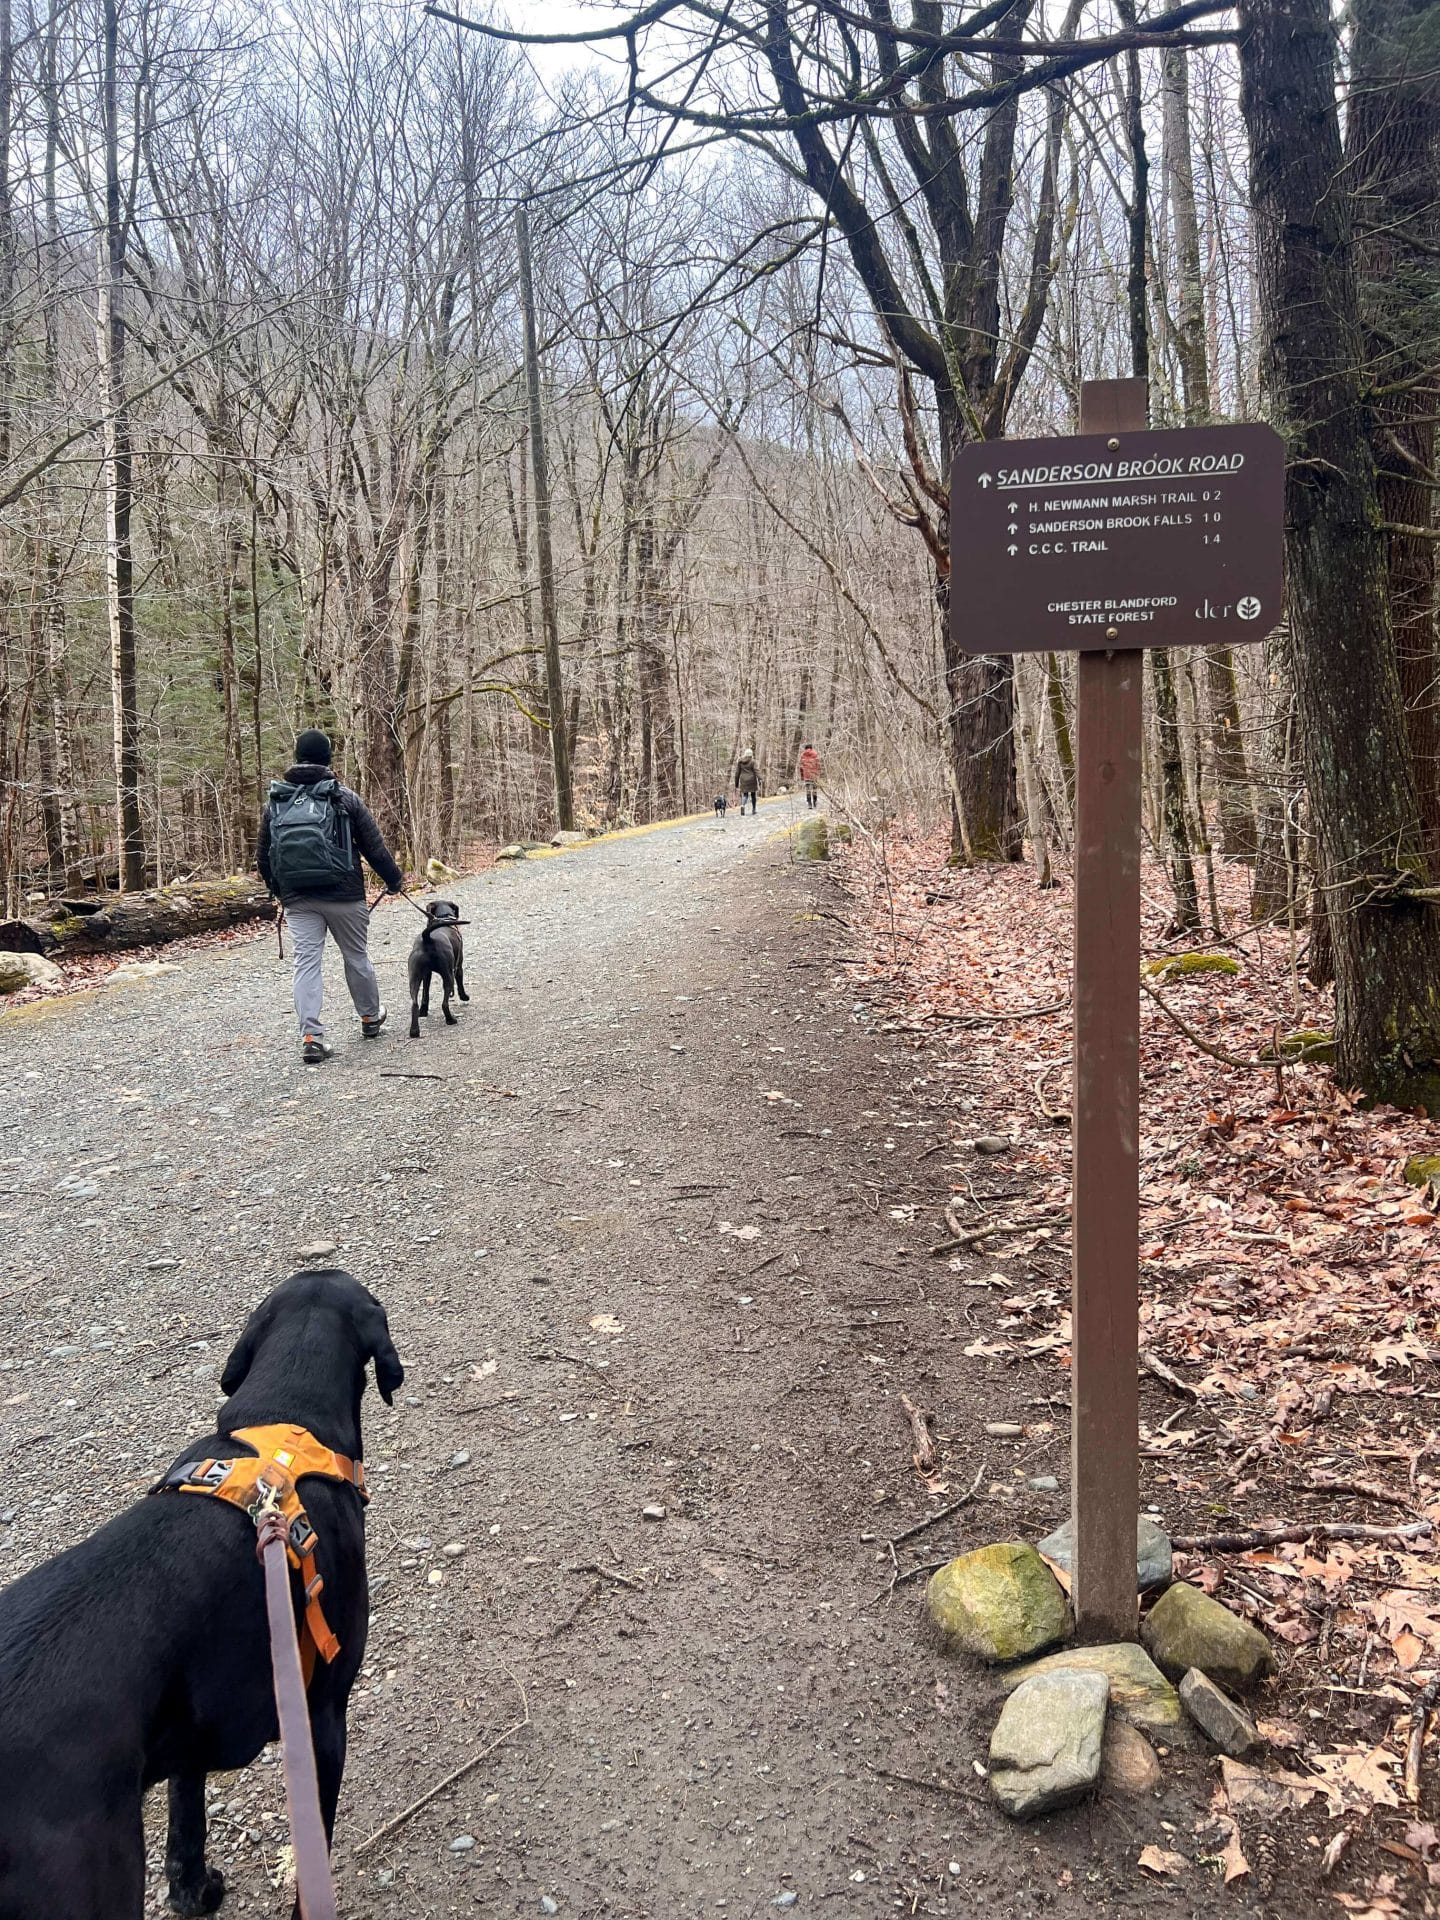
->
[1,805,1253,1918]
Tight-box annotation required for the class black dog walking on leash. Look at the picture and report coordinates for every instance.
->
[409,898,469,1038]
[0,1269,402,1920]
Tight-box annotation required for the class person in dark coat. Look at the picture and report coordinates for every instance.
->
[257,728,403,1063]
[734,748,761,816]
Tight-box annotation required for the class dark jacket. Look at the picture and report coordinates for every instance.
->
[256,762,403,905]
[734,758,760,795]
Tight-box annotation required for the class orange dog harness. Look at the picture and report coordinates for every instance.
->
[153,1423,368,1685]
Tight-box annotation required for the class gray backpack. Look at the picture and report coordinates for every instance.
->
[266,778,354,893]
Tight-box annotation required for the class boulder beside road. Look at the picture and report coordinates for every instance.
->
[988,1669,1109,1819]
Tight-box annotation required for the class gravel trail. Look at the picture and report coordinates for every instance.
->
[1,801,1216,1919]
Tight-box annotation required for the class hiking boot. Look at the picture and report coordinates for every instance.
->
[361,1005,388,1040]
[301,1034,333,1065]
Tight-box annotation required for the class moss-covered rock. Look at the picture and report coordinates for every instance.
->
[832,822,853,845]
[1260,1028,1335,1064]
[926,1542,1070,1663]
[1141,1581,1273,1692]
[495,845,527,862]
[0,951,62,993]
[1002,1642,1182,1736]
[1142,952,1241,980]
[1403,1154,1440,1189]
[794,817,829,862]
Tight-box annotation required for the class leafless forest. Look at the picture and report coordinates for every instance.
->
[0,0,1436,1100]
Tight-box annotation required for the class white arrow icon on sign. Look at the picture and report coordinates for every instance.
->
[1008,523,1017,535]
[977,473,993,489]
[1007,544,1018,556]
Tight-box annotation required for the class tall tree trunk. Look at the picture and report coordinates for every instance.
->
[40,0,78,885]
[1164,43,1257,861]
[1150,648,1201,931]
[515,202,574,832]
[1120,6,1198,930]
[100,0,144,889]
[1239,0,1440,1105]
[1347,0,1440,869]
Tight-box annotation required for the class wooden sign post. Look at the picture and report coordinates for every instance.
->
[1069,377,1146,1640]
[950,379,1284,1641]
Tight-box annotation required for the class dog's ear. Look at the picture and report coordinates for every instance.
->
[359,1301,404,1405]
[220,1307,265,1394]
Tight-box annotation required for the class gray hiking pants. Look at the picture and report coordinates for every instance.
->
[283,896,381,1040]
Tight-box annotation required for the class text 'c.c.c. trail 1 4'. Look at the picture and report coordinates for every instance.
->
[950,421,1285,655]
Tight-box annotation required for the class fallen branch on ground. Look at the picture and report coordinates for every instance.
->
[1172,1519,1434,1553]
[1405,1674,1440,1803]
[353,1678,530,1855]
[935,997,1069,1026]
[1140,1348,1198,1398]
[899,1392,939,1474]
[567,1560,644,1590]
[888,1466,986,1549]
[379,1071,445,1081]
[864,1761,979,1801]
[1302,1476,1417,1514]
[929,1209,1066,1256]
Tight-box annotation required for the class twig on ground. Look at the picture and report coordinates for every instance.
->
[935,999,1068,1026]
[379,1070,445,1081]
[353,1678,531,1855]
[1140,974,1258,1069]
[552,1578,602,1635]
[567,1560,644,1590]
[1301,1476,1416,1514]
[1172,1519,1434,1553]
[1034,1060,1069,1125]
[1405,1675,1440,1803]
[929,1211,1065,1256]
[1140,1348,1198,1399]
[899,1393,939,1474]
[888,1466,986,1548]
[864,1761,978,1801]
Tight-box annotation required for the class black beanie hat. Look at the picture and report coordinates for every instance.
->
[295,728,332,766]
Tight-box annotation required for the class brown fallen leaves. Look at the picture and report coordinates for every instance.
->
[837,828,1440,1903]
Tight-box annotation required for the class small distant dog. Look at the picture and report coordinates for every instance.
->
[713,794,728,817]
[409,899,468,1039]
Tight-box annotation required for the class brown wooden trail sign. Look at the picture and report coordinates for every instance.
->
[948,381,1285,1641]
[951,416,1284,656]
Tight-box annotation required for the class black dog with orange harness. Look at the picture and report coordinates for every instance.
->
[0,1268,402,1920]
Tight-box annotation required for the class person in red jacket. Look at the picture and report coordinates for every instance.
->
[798,742,822,810]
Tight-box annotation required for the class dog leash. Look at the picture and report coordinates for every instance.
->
[366,886,431,920]
[254,1489,339,1920]
[276,906,286,961]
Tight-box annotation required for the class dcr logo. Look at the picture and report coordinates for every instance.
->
[1194,596,1262,621]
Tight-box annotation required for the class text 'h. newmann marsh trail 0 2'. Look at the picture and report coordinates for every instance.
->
[950,379,1287,1644]
[951,418,1285,654]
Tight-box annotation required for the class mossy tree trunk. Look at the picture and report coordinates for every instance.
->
[1240,0,1440,1105]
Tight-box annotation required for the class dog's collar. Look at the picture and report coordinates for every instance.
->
[151,1423,367,1682]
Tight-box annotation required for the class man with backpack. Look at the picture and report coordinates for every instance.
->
[257,728,404,1064]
